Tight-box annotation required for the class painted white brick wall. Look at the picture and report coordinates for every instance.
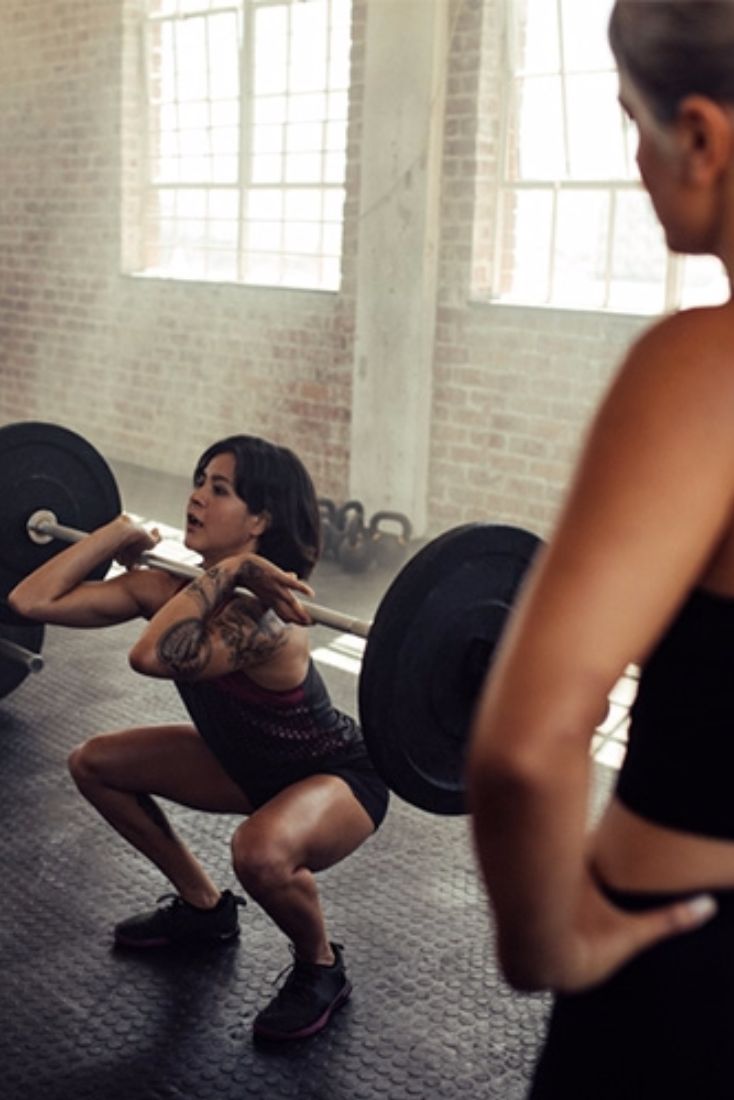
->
[0,0,653,538]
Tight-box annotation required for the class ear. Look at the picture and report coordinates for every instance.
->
[252,510,271,538]
[675,95,733,185]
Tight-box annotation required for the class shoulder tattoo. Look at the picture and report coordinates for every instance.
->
[156,617,213,677]
[217,603,289,668]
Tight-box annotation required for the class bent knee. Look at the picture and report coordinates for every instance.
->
[231,825,291,893]
[68,735,112,788]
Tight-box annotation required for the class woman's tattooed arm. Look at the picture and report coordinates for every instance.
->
[155,564,288,677]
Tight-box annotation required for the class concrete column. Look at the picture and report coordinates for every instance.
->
[349,0,449,535]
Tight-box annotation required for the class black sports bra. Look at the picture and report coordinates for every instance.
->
[616,587,734,840]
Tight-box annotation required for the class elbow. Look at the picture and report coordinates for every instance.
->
[6,586,44,622]
[466,735,544,815]
[497,940,554,994]
[128,640,163,678]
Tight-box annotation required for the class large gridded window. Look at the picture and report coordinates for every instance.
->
[141,0,351,290]
[493,0,729,314]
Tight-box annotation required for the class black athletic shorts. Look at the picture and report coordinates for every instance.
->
[203,736,389,831]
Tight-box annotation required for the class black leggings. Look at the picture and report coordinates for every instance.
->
[529,886,734,1100]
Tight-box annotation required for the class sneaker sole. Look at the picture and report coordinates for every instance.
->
[252,980,353,1042]
[114,928,240,949]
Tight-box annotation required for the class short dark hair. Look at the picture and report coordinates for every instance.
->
[609,1,734,123]
[194,435,320,579]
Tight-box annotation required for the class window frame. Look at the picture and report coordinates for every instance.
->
[486,0,727,316]
[134,0,352,292]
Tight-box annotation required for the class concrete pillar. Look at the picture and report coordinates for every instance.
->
[349,0,449,535]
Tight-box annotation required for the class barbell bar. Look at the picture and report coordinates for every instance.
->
[0,420,543,814]
[0,636,44,674]
[26,510,374,640]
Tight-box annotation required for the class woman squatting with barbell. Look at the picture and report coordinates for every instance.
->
[468,2,734,1097]
[8,434,389,1042]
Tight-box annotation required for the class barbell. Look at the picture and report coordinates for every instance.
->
[0,420,543,815]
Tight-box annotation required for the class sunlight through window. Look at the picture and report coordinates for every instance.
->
[490,0,729,314]
[140,0,351,291]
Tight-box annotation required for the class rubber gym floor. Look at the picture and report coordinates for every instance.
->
[0,460,617,1100]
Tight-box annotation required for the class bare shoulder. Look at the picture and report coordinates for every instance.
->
[593,303,734,455]
[618,303,734,390]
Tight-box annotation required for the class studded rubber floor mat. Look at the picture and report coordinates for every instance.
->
[0,616,570,1100]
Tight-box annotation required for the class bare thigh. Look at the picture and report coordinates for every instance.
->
[79,724,254,814]
[238,774,375,873]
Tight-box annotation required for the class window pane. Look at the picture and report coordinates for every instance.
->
[176,18,207,101]
[158,23,176,102]
[142,0,350,292]
[244,252,282,284]
[291,1,327,93]
[286,121,323,153]
[208,12,239,99]
[325,119,346,151]
[288,93,328,123]
[499,188,553,302]
[253,125,284,155]
[179,128,208,157]
[607,190,667,313]
[553,190,609,308]
[680,255,730,309]
[248,188,284,220]
[211,99,239,127]
[209,188,239,220]
[323,188,345,221]
[254,96,287,125]
[514,76,565,180]
[566,73,626,179]
[211,127,238,155]
[322,222,342,255]
[561,0,615,72]
[285,152,322,183]
[282,254,321,288]
[209,218,238,248]
[327,90,348,120]
[211,156,237,182]
[324,151,345,183]
[254,6,288,94]
[207,250,238,280]
[284,221,321,254]
[249,222,282,251]
[252,155,283,184]
[512,0,560,73]
[177,190,207,218]
[285,189,321,220]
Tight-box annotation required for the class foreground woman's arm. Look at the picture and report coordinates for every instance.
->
[468,309,734,991]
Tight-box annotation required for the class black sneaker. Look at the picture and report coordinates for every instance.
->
[114,890,245,948]
[253,943,352,1041]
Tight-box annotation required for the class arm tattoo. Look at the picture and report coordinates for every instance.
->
[218,605,289,668]
[157,565,288,676]
[186,566,232,614]
[157,617,213,677]
[156,566,230,676]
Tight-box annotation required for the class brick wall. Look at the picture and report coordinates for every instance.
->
[428,0,649,538]
[0,0,652,538]
[0,0,361,500]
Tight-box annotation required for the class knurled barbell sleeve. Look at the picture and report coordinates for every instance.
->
[0,637,44,673]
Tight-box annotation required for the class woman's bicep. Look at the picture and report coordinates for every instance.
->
[16,572,148,627]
